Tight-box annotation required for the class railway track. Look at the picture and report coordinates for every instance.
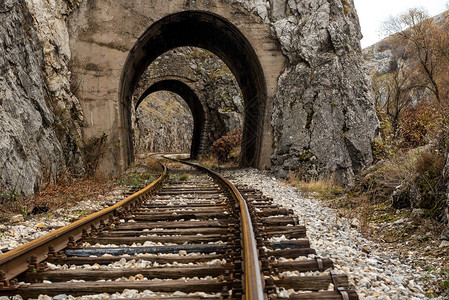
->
[0,158,358,299]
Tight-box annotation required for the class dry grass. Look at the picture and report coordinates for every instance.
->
[288,173,344,199]
[198,154,220,169]
[143,157,164,173]
[0,156,164,223]
[358,149,420,202]
[0,177,115,222]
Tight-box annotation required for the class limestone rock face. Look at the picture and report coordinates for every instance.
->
[234,0,379,182]
[135,92,193,153]
[24,0,85,173]
[0,0,64,195]
[0,0,84,196]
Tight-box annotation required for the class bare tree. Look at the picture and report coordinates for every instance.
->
[382,9,442,102]
[381,8,449,128]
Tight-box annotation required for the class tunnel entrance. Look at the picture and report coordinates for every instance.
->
[136,80,204,158]
[120,11,267,167]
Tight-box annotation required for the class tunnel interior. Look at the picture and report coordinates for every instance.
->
[120,11,267,167]
[136,80,205,158]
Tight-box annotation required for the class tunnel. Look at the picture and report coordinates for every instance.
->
[136,80,205,158]
[120,11,267,167]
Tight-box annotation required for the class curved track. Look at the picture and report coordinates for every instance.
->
[0,158,358,299]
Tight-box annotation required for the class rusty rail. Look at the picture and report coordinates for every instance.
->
[167,157,265,299]
[0,162,167,286]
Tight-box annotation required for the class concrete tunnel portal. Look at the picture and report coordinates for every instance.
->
[120,11,268,167]
[136,80,205,159]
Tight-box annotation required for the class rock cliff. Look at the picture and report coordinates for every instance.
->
[241,0,379,183]
[1,0,379,196]
[0,0,84,197]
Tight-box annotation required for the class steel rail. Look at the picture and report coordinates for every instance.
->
[0,162,167,284]
[166,157,265,300]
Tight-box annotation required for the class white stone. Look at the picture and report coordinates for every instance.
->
[11,215,24,223]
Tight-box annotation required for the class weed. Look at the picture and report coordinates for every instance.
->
[116,172,156,188]
[20,207,28,217]
[178,174,190,181]
[198,154,219,168]
[425,268,449,297]
[44,213,53,221]
[288,173,344,199]
[0,190,21,203]
[441,270,449,296]
[73,208,90,219]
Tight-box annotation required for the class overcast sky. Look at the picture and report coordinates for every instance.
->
[353,0,448,48]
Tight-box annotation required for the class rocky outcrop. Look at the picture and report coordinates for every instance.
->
[257,0,379,182]
[135,92,193,153]
[0,0,63,196]
[0,0,84,197]
[24,0,84,172]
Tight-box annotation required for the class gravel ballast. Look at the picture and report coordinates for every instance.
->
[224,168,446,300]
[1,164,446,299]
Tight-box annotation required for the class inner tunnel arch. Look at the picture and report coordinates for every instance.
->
[120,11,267,167]
[137,80,205,159]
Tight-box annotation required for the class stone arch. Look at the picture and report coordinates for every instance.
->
[68,0,286,174]
[136,80,206,158]
[120,11,268,168]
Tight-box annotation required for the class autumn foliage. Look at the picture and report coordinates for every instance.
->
[375,8,449,151]
[210,127,243,163]
[364,8,449,222]
[399,100,442,148]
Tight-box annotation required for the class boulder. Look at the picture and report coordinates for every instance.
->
[392,183,420,209]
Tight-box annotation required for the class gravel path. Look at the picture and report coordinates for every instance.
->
[224,168,445,300]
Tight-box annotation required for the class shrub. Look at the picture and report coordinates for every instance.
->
[115,172,155,188]
[356,150,419,202]
[416,151,445,179]
[415,150,445,210]
[399,100,441,149]
[210,128,243,163]
[198,154,219,168]
[178,174,190,181]
[357,148,446,215]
